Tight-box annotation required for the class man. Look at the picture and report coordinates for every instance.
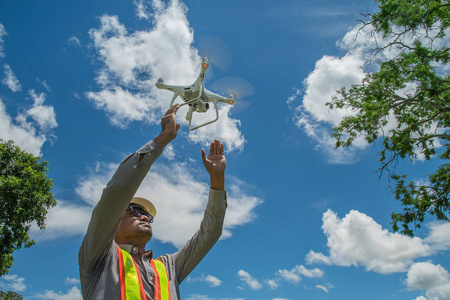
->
[79,104,227,299]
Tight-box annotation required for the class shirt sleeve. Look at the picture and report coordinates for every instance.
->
[159,188,227,284]
[79,140,163,275]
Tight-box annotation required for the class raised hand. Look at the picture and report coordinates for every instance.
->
[201,140,226,190]
[154,104,180,148]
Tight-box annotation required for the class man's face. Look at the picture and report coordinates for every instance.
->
[116,205,153,243]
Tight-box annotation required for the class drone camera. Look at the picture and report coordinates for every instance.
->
[194,101,209,112]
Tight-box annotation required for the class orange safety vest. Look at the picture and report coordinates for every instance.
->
[117,245,171,300]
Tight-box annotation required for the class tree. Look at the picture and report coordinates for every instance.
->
[327,0,449,236]
[0,290,23,300]
[0,140,56,276]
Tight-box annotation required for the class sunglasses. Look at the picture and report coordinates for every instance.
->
[128,205,154,223]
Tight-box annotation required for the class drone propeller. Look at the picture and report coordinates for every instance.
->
[211,77,254,114]
[212,77,254,99]
[197,35,232,73]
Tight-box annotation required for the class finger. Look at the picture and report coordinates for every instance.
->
[172,103,180,114]
[220,142,224,156]
[166,104,180,115]
[201,148,207,163]
[209,142,214,157]
[214,140,220,155]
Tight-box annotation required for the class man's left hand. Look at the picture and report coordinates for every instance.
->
[201,140,226,190]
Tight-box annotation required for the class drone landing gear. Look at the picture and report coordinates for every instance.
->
[185,109,193,121]
[184,101,219,130]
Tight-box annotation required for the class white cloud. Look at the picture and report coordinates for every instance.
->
[0,88,57,156]
[68,36,81,47]
[425,222,450,252]
[86,87,155,128]
[65,277,80,286]
[277,269,301,284]
[266,265,324,290]
[296,265,324,278]
[288,25,376,164]
[276,265,324,284]
[0,274,26,292]
[87,3,197,102]
[290,52,367,164]
[75,162,117,206]
[138,164,263,247]
[2,64,22,92]
[306,209,450,298]
[34,287,83,300]
[291,23,449,163]
[86,0,245,150]
[316,283,334,293]
[37,78,52,92]
[237,270,262,290]
[286,87,301,106]
[30,200,92,242]
[187,105,245,152]
[306,250,332,265]
[300,53,365,126]
[221,176,263,239]
[266,279,279,290]
[203,275,222,287]
[185,296,213,300]
[162,144,175,160]
[188,274,222,287]
[185,295,244,300]
[407,262,450,300]
[0,99,47,156]
[133,0,152,20]
[24,90,58,131]
[0,23,6,57]
[308,209,431,274]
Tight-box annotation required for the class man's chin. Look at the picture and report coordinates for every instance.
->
[137,224,152,235]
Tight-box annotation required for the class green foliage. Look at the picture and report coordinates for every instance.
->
[327,0,449,236]
[0,140,56,276]
[0,290,23,300]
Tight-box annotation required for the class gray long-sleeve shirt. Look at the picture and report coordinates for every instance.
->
[78,140,227,299]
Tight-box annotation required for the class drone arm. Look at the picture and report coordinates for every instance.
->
[170,93,179,106]
[203,89,235,105]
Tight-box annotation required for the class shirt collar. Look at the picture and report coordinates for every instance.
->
[117,244,153,259]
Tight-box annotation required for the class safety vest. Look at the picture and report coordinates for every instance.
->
[117,245,171,300]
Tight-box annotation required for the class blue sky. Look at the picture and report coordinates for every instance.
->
[1,0,449,299]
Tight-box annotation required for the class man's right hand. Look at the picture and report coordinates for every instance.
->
[154,104,180,148]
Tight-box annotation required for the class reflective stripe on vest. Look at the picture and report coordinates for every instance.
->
[117,245,146,300]
[150,259,171,300]
[116,245,171,300]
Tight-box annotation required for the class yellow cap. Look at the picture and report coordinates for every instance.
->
[130,197,157,217]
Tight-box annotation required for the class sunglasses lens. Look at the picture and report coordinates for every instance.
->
[129,205,153,223]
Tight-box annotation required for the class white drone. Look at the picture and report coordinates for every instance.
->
[155,57,235,130]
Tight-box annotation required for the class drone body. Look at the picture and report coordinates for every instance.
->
[155,57,235,130]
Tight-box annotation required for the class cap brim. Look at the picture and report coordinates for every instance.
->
[130,197,156,217]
